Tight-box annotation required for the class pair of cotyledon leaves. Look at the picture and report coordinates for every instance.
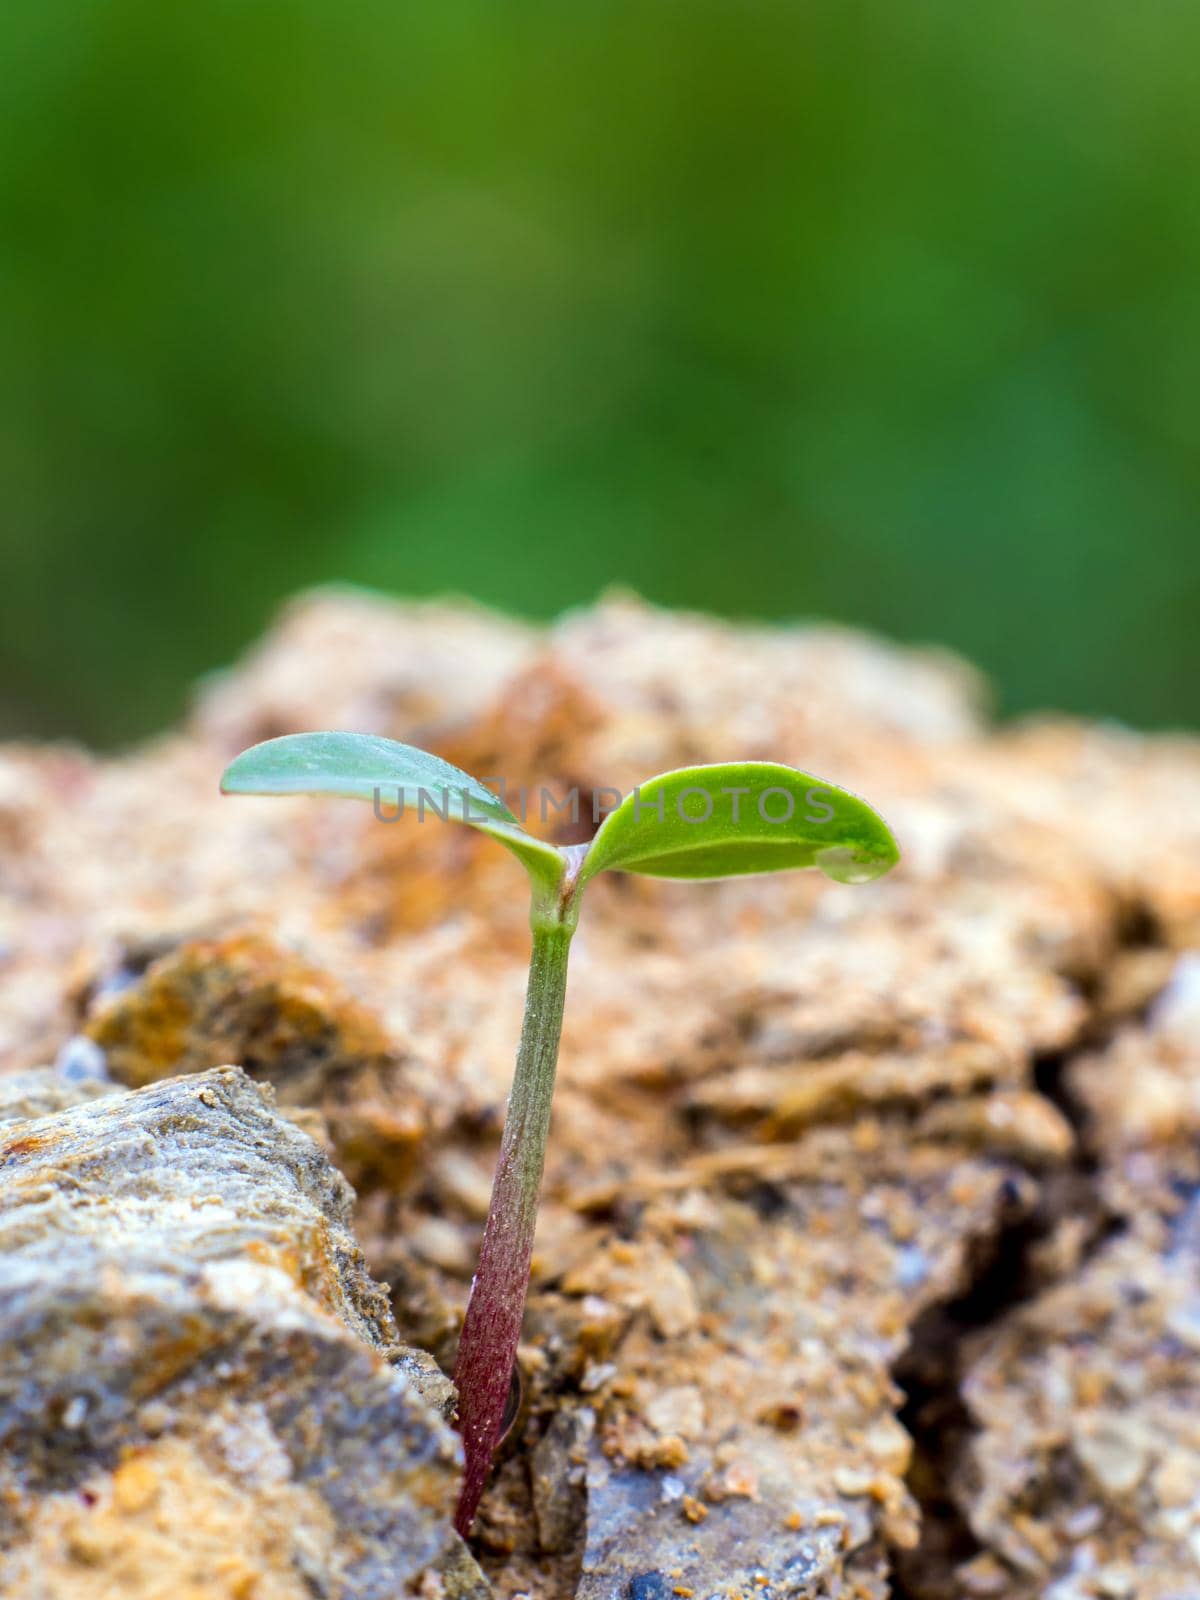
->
[219,731,899,898]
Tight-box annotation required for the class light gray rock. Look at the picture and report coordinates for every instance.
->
[0,1066,464,1599]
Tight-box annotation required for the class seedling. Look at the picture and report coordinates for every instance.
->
[220,732,899,1534]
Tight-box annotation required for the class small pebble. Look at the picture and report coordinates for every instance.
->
[55,1035,108,1083]
[62,1396,88,1429]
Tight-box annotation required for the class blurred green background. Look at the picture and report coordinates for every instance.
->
[2,0,1197,746]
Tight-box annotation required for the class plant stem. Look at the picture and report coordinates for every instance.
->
[452,917,574,1535]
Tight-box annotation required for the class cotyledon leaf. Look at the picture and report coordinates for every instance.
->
[219,731,566,894]
[579,761,899,884]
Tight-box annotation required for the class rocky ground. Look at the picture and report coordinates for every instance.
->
[1,590,1198,1599]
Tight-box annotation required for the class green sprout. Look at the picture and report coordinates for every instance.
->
[220,732,899,1535]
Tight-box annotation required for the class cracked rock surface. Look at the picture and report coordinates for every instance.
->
[1,590,1199,1597]
[949,953,1200,1599]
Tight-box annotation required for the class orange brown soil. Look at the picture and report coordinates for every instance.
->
[2,590,1200,1597]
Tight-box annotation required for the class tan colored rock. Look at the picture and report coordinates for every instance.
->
[915,1088,1075,1166]
[957,1208,1200,1598]
[79,926,429,1188]
[1072,950,1200,1160]
[194,587,535,752]
[3,591,1200,1597]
